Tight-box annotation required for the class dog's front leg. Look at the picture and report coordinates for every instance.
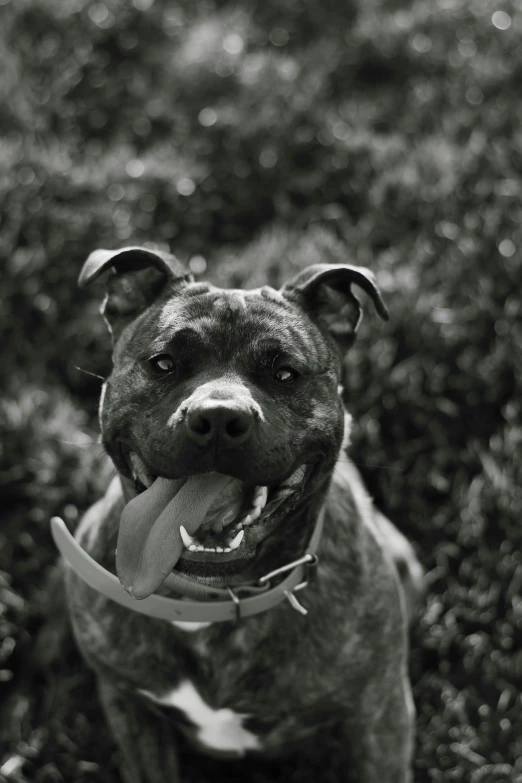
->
[97,676,180,783]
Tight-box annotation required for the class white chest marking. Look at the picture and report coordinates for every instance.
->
[139,681,260,753]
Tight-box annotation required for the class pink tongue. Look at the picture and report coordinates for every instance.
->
[116,473,241,599]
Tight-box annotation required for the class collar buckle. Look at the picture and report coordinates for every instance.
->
[258,553,318,616]
[226,554,319,622]
[257,552,318,588]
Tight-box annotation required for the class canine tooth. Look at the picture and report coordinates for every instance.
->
[250,506,261,521]
[229,529,244,550]
[253,486,268,508]
[180,526,194,548]
[189,544,197,552]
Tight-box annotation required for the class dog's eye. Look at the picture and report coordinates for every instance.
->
[149,354,176,374]
[273,367,298,384]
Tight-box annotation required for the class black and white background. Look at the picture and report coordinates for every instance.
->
[1,0,521,780]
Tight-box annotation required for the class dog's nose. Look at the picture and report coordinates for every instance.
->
[185,402,254,447]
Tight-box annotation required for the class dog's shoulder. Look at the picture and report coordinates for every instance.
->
[326,456,424,624]
[65,476,123,640]
[321,455,402,595]
[321,458,391,589]
[326,457,374,528]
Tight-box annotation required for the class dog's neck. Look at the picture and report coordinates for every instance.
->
[52,502,324,623]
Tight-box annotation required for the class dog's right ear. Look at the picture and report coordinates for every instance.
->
[79,246,193,339]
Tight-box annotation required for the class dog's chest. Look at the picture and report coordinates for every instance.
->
[139,680,260,755]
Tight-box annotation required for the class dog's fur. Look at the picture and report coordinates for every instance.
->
[65,246,423,783]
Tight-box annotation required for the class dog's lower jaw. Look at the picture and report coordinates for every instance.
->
[115,464,330,591]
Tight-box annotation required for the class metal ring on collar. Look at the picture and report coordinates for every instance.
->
[226,586,242,622]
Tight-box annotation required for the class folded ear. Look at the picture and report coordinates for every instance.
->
[79,246,193,339]
[281,263,388,352]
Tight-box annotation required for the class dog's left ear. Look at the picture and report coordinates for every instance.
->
[281,263,388,351]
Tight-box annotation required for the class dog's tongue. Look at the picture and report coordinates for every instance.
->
[116,473,242,599]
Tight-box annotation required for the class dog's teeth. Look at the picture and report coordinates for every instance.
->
[216,546,224,552]
[189,544,197,552]
[129,452,154,488]
[212,509,238,532]
[196,545,205,552]
[279,466,306,490]
[180,526,194,548]
[253,486,268,508]
[242,514,253,526]
[250,506,261,520]
[270,488,294,502]
[289,465,306,484]
[222,510,237,528]
[224,547,232,553]
[229,529,244,550]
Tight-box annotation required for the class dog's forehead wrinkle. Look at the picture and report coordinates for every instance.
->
[148,324,206,355]
[185,282,213,296]
[168,309,314,364]
[259,285,285,302]
[215,289,249,312]
[158,288,325,355]
[159,300,198,332]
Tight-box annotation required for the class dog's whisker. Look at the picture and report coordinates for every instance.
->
[57,439,102,447]
[336,458,404,473]
[89,451,111,469]
[74,365,106,381]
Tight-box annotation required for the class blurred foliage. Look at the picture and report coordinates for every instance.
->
[1,0,521,780]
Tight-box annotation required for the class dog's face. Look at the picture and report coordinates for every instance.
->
[80,247,387,598]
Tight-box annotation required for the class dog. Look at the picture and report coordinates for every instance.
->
[57,245,423,783]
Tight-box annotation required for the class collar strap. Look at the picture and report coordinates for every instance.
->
[51,511,323,623]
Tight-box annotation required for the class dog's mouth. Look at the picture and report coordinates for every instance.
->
[116,451,310,599]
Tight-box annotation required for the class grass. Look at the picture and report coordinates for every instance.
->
[1,0,521,780]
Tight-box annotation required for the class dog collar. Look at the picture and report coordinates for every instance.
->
[51,512,323,623]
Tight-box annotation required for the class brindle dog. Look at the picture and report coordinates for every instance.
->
[65,246,423,783]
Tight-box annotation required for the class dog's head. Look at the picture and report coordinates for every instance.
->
[80,246,388,598]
